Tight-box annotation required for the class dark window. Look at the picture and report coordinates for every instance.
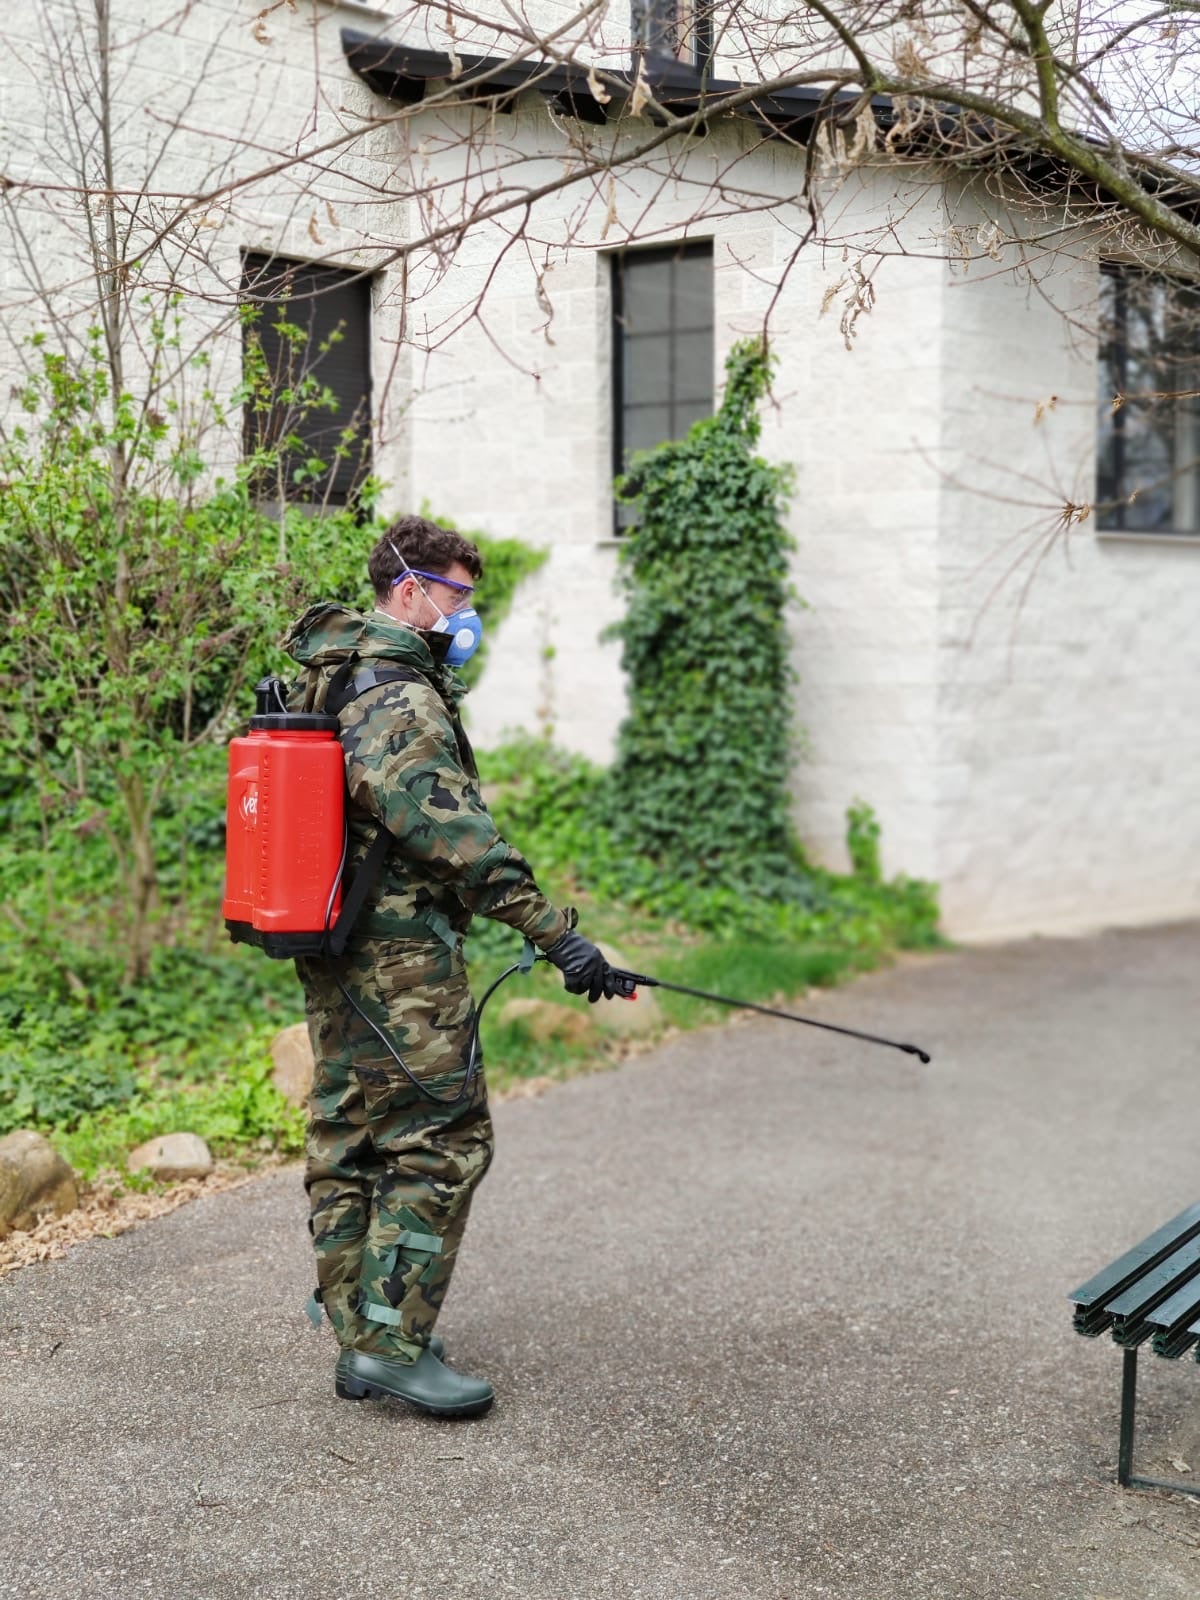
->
[1097,264,1200,533]
[612,243,714,527]
[632,0,713,70]
[241,253,372,507]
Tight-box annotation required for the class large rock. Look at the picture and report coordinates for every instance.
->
[0,1130,79,1238]
[497,997,597,1047]
[270,1022,314,1106]
[126,1132,213,1183]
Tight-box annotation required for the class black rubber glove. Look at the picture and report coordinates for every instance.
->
[544,929,620,1004]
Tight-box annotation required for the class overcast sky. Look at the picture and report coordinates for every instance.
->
[1076,0,1199,165]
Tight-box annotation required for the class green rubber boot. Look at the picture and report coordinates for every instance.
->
[334,1347,494,1418]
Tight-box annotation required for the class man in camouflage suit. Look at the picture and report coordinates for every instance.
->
[284,515,624,1418]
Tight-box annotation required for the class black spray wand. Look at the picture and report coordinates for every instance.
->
[608,967,932,1064]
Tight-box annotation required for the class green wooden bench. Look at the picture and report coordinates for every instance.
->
[1070,1201,1200,1495]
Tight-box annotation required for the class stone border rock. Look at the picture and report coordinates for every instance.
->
[0,1161,286,1279]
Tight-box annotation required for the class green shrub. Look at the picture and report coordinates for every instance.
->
[846,799,884,885]
[603,337,799,900]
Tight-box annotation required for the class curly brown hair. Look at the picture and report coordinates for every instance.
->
[368,514,483,600]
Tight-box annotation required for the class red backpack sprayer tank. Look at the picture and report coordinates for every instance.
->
[222,678,347,957]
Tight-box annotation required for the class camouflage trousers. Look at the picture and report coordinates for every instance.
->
[296,938,494,1362]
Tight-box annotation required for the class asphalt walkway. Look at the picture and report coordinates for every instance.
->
[4,923,1200,1599]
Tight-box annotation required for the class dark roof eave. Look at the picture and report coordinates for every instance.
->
[340,27,840,136]
[340,28,1200,231]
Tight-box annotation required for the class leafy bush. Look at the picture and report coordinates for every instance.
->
[0,927,298,1128]
[603,337,799,899]
[480,734,939,950]
[846,799,884,885]
[0,1046,135,1135]
[0,334,381,979]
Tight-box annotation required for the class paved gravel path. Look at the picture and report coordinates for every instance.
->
[5,923,1200,1600]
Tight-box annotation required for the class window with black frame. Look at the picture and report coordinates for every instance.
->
[631,0,713,70]
[1096,264,1200,534]
[612,243,714,529]
[241,253,373,508]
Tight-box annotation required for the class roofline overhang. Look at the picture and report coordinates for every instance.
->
[341,26,854,137]
[340,27,1200,234]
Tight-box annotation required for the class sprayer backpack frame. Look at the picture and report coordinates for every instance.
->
[222,663,419,961]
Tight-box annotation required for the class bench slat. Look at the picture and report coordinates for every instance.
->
[1107,1235,1200,1324]
[1153,1325,1200,1360]
[1068,1201,1200,1313]
[1113,1246,1200,1347]
[1107,1236,1200,1321]
[1143,1277,1200,1334]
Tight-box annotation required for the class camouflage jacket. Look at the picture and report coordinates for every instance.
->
[282,603,567,955]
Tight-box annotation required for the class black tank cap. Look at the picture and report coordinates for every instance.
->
[250,676,338,732]
[249,713,340,732]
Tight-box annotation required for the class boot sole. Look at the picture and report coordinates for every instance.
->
[335,1374,493,1417]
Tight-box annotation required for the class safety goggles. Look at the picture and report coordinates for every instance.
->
[393,567,476,614]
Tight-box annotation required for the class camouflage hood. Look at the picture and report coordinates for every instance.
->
[283,602,438,674]
[282,602,465,704]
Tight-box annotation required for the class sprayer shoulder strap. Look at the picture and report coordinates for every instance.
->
[322,655,477,773]
[325,824,392,957]
[318,663,429,958]
[322,661,426,717]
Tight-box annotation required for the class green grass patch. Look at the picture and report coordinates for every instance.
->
[648,939,862,1030]
[52,1045,306,1181]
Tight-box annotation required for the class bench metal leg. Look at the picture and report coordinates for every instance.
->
[1118,1347,1137,1486]
[1115,1345,1200,1498]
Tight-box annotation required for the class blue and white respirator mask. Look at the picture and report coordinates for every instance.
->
[389,546,483,668]
[426,597,482,668]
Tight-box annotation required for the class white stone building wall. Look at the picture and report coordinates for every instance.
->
[934,237,1200,938]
